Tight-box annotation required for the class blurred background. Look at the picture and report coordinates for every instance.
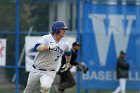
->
[0,0,140,93]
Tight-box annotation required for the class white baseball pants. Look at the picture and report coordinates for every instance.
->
[112,78,127,93]
[23,67,56,93]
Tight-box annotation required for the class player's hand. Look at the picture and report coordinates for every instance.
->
[60,62,72,72]
[66,62,72,68]
[48,43,57,50]
[77,62,88,74]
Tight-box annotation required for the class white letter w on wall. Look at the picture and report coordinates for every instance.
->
[89,14,136,66]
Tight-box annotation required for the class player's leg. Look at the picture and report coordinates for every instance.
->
[23,68,41,93]
[112,79,122,93]
[120,78,126,93]
[52,73,60,93]
[58,71,76,92]
[40,89,50,93]
[40,71,56,93]
[112,86,121,93]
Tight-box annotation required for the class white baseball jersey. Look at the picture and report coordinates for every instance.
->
[33,34,71,70]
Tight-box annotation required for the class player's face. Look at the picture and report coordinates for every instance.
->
[74,45,80,50]
[120,54,125,58]
[59,29,66,37]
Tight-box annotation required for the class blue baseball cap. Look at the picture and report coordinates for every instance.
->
[73,41,80,46]
[52,21,68,34]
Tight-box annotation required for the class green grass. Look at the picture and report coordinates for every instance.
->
[0,86,138,93]
[0,88,15,93]
[50,85,137,93]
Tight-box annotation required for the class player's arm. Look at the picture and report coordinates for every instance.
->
[64,51,72,68]
[34,43,57,51]
[65,51,72,63]
[60,42,72,72]
[64,41,72,63]
[33,35,57,51]
[70,52,79,66]
[33,36,50,51]
[60,51,72,72]
[34,43,49,51]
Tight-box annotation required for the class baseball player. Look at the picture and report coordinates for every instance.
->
[23,21,72,93]
[112,51,130,93]
[55,41,88,93]
[56,41,80,93]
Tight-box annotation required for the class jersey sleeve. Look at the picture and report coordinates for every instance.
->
[64,42,72,56]
[35,35,48,45]
[65,41,71,52]
[33,35,48,51]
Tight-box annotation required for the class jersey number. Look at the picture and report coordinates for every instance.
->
[55,55,60,61]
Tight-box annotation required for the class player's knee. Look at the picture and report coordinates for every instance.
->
[68,81,76,88]
[23,87,33,93]
[72,81,76,86]
[71,80,76,86]
[121,87,125,90]
[40,84,50,93]
[121,89,125,93]
[120,87,126,93]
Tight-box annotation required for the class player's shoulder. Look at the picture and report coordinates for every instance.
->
[60,37,68,43]
[60,37,69,46]
[42,34,52,39]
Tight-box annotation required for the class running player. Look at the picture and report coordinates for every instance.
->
[23,21,72,93]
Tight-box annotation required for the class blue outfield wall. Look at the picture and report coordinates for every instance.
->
[82,3,140,90]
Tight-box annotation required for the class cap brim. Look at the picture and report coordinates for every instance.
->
[64,28,69,30]
[120,52,126,55]
[62,27,69,30]
[75,44,80,46]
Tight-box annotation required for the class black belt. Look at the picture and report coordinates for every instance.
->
[32,65,55,71]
